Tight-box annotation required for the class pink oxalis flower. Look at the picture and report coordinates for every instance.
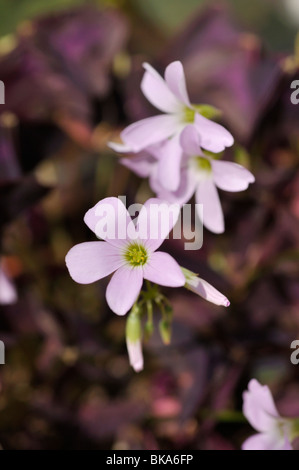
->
[65,197,230,371]
[121,125,254,233]
[65,197,230,315]
[155,126,254,233]
[109,61,254,234]
[108,61,234,157]
[66,197,186,316]
[242,379,293,450]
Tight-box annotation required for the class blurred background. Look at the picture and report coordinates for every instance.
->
[0,0,299,450]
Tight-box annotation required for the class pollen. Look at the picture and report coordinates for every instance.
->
[124,243,148,267]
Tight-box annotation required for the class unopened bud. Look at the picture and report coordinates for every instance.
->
[159,319,172,345]
[126,309,143,372]
[181,267,230,307]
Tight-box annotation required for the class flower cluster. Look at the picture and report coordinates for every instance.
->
[65,60,256,373]
[109,61,255,233]
[64,59,299,451]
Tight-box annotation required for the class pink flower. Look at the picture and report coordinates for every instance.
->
[158,125,254,233]
[242,379,293,450]
[0,262,17,305]
[108,61,233,156]
[122,125,254,233]
[65,197,185,316]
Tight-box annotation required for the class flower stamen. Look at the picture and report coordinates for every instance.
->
[124,243,148,267]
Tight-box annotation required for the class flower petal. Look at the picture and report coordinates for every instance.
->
[126,339,144,372]
[242,432,291,451]
[136,198,181,251]
[107,141,135,153]
[196,179,224,234]
[164,61,191,107]
[121,153,157,178]
[212,160,255,192]
[106,266,143,315]
[0,267,17,305]
[282,435,293,450]
[155,167,197,206]
[180,124,203,156]
[84,197,136,248]
[143,252,185,287]
[120,114,183,152]
[148,163,161,194]
[141,62,183,114]
[243,379,281,433]
[65,242,122,284]
[194,113,234,153]
[185,275,230,307]
[156,134,183,191]
[242,433,279,451]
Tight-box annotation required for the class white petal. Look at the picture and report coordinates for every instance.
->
[120,114,183,152]
[194,113,234,153]
[155,167,197,206]
[136,198,180,251]
[180,124,203,156]
[126,339,144,372]
[164,61,191,107]
[121,153,156,178]
[243,379,281,433]
[212,160,255,192]
[106,266,143,316]
[156,134,183,191]
[84,197,136,248]
[186,276,230,306]
[141,62,183,113]
[65,242,122,284]
[143,252,185,287]
[196,179,224,234]
[107,141,135,153]
[242,433,288,451]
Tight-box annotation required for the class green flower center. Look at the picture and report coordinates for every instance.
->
[184,104,222,123]
[124,243,148,267]
[195,157,212,172]
[184,107,196,123]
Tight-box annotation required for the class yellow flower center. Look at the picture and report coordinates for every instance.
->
[124,243,148,267]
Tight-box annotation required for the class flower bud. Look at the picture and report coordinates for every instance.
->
[126,309,143,372]
[159,319,172,345]
[181,267,230,307]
